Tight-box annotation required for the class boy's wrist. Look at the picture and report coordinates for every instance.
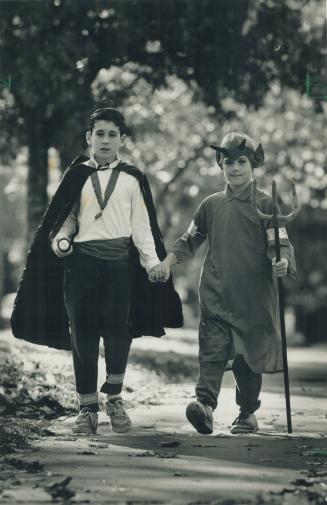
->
[146,258,161,274]
[165,252,177,267]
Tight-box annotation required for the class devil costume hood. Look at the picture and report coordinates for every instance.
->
[210,132,264,169]
[11,156,183,350]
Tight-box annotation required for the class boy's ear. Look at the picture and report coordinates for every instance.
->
[86,130,92,146]
[253,143,264,168]
[120,134,126,146]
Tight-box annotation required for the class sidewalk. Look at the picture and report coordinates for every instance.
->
[1,329,326,504]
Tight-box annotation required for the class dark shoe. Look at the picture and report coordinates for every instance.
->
[106,399,131,433]
[230,413,258,434]
[72,407,98,435]
[186,401,213,434]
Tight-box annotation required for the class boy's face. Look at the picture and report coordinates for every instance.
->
[222,155,252,188]
[86,120,125,165]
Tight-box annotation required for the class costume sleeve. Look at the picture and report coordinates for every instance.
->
[171,200,207,263]
[131,180,160,273]
[52,202,79,243]
[265,215,296,279]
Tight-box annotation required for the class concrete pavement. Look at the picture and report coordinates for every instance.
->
[1,329,326,504]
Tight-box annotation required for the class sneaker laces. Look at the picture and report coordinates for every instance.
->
[110,400,127,418]
[76,408,92,423]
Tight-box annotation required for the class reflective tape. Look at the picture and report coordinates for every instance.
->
[79,392,98,405]
[187,221,198,237]
[267,227,288,241]
[106,373,125,384]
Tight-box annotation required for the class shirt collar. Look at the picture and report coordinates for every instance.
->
[225,181,253,201]
[85,152,121,171]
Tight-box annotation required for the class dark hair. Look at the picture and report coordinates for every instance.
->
[88,108,127,135]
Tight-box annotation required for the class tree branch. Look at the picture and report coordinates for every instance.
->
[156,144,207,208]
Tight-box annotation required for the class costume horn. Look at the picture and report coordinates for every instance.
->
[253,143,264,168]
[210,144,228,168]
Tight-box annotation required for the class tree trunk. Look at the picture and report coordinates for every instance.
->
[26,119,49,247]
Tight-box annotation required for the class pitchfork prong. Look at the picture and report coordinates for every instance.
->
[252,179,273,220]
[276,180,299,221]
[252,178,299,222]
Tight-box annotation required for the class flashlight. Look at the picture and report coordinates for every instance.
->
[57,238,71,253]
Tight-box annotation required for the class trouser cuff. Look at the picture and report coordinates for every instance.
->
[238,399,261,415]
[100,372,125,394]
[196,396,217,411]
[78,392,99,412]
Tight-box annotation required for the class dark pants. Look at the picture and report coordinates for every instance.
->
[64,252,132,411]
[196,355,262,413]
[196,317,262,412]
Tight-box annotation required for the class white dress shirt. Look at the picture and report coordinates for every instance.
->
[56,158,160,273]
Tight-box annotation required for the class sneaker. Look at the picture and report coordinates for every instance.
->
[106,399,131,433]
[230,413,259,434]
[72,407,98,435]
[186,401,213,435]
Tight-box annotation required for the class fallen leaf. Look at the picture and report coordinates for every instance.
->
[156,452,178,459]
[88,443,109,449]
[76,450,98,455]
[158,441,180,448]
[274,487,296,495]
[291,478,314,487]
[55,436,78,441]
[3,457,43,473]
[192,444,218,448]
[46,476,75,500]
[128,451,156,457]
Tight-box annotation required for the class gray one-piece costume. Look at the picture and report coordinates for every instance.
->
[172,182,296,374]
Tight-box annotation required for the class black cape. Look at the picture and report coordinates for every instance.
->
[11,156,183,350]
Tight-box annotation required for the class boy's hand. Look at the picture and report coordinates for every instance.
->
[149,261,171,283]
[272,257,288,277]
[51,237,73,258]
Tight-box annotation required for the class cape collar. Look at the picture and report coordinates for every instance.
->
[225,181,253,201]
[86,153,121,171]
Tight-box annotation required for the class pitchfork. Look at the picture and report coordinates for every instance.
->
[252,179,299,434]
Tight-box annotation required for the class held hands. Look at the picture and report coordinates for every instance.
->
[272,257,288,278]
[148,253,177,283]
[51,237,73,258]
[149,260,171,283]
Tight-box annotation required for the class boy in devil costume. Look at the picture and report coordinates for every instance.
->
[153,132,296,435]
[11,108,183,435]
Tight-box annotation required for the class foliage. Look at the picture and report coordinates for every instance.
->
[1,0,327,336]
[0,0,324,236]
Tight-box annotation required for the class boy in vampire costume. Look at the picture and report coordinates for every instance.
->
[151,132,296,435]
[11,108,183,435]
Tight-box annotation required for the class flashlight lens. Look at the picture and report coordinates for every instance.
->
[58,239,70,252]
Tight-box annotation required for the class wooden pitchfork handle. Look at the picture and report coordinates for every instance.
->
[252,179,299,434]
